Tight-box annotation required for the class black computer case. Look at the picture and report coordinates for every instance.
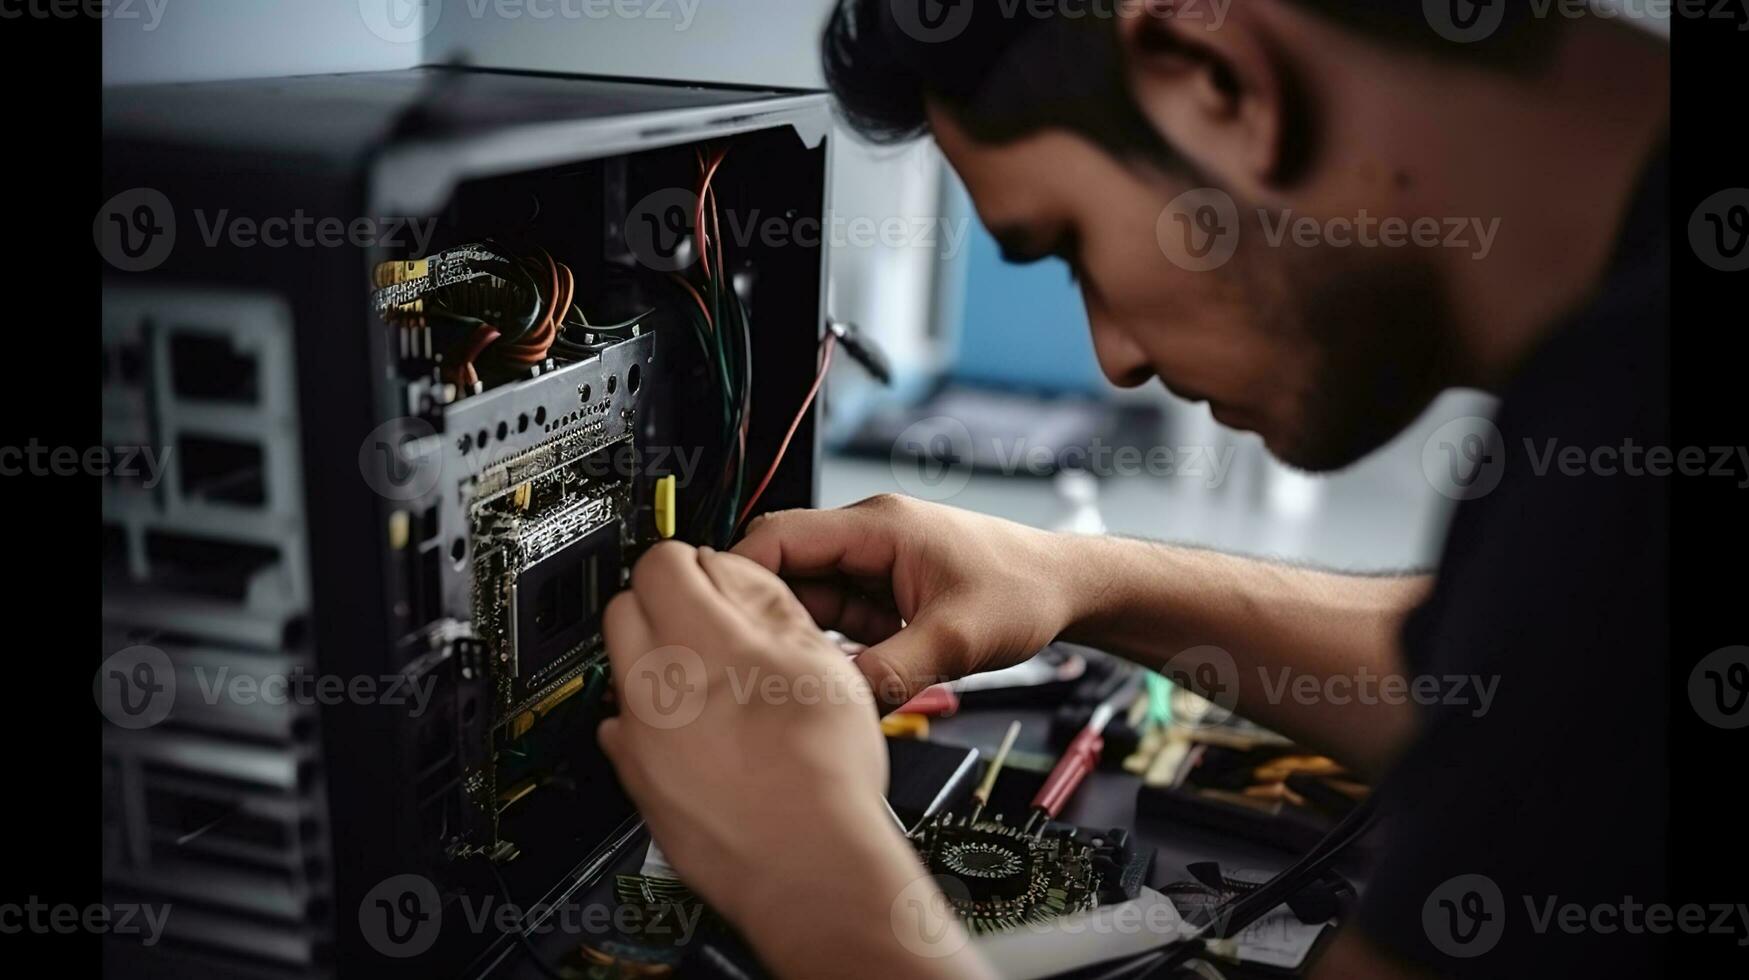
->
[100,67,834,979]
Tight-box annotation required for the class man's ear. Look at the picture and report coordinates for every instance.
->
[1116,1,1295,194]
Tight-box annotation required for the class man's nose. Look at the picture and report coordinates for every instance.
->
[1088,316,1155,389]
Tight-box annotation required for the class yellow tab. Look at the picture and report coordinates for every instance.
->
[512,483,533,511]
[388,510,410,551]
[654,475,677,539]
[881,713,930,740]
[374,258,430,287]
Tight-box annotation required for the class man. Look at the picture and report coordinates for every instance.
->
[596,2,1670,977]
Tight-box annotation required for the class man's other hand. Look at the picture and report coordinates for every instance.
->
[734,494,1085,711]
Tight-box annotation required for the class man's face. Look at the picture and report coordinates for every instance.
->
[929,106,1455,473]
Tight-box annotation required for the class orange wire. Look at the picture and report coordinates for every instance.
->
[696,147,729,280]
[669,273,713,331]
[736,334,835,532]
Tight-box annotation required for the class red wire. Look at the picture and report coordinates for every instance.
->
[736,333,835,532]
[696,147,728,280]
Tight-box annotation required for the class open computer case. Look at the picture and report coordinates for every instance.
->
[100,67,833,979]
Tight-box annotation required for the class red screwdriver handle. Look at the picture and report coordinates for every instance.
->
[1030,727,1105,819]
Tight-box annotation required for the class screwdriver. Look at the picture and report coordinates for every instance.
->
[1022,685,1132,836]
[966,720,1023,826]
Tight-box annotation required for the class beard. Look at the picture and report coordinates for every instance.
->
[1237,222,1463,474]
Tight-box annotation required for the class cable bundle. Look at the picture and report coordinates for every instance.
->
[374,243,648,391]
[673,145,834,546]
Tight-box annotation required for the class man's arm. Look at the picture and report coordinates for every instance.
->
[1062,536,1430,779]
[736,495,1429,779]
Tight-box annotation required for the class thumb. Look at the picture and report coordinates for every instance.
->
[597,717,624,759]
[854,615,971,713]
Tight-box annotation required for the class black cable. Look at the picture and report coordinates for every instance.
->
[483,859,569,980]
[1084,797,1378,979]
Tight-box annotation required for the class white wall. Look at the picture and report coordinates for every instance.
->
[423,0,830,88]
[103,0,427,86]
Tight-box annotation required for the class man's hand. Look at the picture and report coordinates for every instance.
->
[598,542,990,979]
[734,495,1086,710]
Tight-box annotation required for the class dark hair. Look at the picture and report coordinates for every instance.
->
[823,0,1557,166]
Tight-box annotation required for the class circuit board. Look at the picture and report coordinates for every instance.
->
[909,814,1102,934]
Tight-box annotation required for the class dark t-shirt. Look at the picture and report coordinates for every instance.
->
[1355,148,1669,977]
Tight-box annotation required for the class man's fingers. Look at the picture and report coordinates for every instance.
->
[852,615,971,712]
[789,580,905,645]
[733,501,903,581]
[602,591,654,671]
[695,548,813,630]
[629,540,741,640]
[596,717,624,760]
